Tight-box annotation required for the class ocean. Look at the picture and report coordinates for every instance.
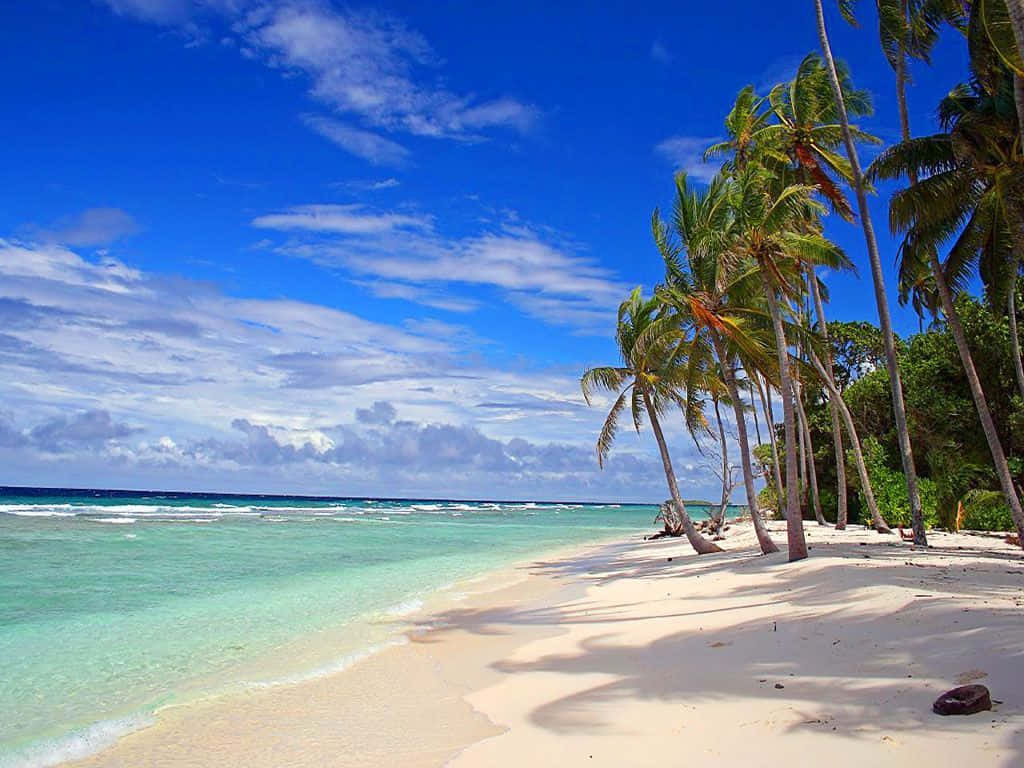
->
[0,487,730,767]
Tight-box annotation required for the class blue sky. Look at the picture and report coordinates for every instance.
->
[0,0,968,500]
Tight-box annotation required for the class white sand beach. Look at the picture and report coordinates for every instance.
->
[70,521,1024,768]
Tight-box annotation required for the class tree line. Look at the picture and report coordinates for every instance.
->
[583,0,1024,561]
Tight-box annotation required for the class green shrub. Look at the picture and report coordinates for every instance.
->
[847,437,940,528]
[757,484,778,519]
[959,489,1015,531]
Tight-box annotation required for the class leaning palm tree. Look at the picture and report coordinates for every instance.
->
[843,1,965,145]
[965,1,1024,401]
[970,0,1024,141]
[807,268,850,527]
[722,164,857,558]
[813,0,926,544]
[869,63,1024,546]
[653,173,780,554]
[765,54,878,527]
[582,288,723,554]
[704,86,777,174]
[764,52,880,220]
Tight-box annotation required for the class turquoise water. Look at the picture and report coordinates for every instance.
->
[0,489,726,767]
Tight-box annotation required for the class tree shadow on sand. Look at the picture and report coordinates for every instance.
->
[408,535,1024,766]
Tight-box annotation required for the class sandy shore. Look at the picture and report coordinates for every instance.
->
[69,521,1023,767]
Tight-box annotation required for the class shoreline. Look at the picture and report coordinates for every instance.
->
[53,534,635,768]
[64,521,1024,767]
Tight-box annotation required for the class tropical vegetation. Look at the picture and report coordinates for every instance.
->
[582,0,1024,561]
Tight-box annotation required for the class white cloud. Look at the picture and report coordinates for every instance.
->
[99,1,538,161]
[352,279,479,313]
[0,240,721,499]
[654,135,721,182]
[332,177,401,191]
[251,203,430,234]
[302,115,410,166]
[35,207,140,246]
[101,0,192,24]
[256,208,629,332]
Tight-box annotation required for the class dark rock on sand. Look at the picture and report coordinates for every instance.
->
[932,685,992,715]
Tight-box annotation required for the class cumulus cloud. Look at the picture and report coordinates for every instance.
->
[28,410,142,452]
[0,239,723,500]
[355,400,396,424]
[654,135,721,183]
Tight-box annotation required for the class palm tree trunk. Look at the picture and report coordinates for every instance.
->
[713,397,730,534]
[755,373,786,510]
[815,0,922,542]
[1015,74,1024,150]
[797,389,808,512]
[643,393,724,554]
[807,347,891,533]
[925,251,1024,545]
[794,378,826,525]
[711,339,780,554]
[808,269,848,529]
[749,377,763,445]
[1009,283,1024,402]
[761,276,808,561]
[891,41,932,543]
[1009,1,1024,62]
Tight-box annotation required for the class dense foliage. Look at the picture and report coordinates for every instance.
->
[796,293,1024,530]
[584,0,1024,554]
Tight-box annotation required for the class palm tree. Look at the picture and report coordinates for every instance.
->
[808,269,850,527]
[869,64,1024,545]
[653,174,780,555]
[764,53,881,219]
[845,1,966,147]
[753,372,787,507]
[805,343,889,528]
[972,0,1024,142]
[813,0,926,544]
[582,288,724,554]
[717,65,877,528]
[966,1,1024,401]
[720,165,853,559]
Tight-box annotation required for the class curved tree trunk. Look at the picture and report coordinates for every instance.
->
[762,276,808,561]
[1015,73,1024,152]
[815,0,925,544]
[750,377,763,445]
[1009,0,1024,63]
[643,393,723,554]
[808,269,848,528]
[890,37,932,543]
[797,389,809,513]
[756,373,786,511]
[794,378,826,525]
[713,397,730,534]
[925,251,1024,545]
[1009,283,1024,402]
[807,347,891,533]
[712,338,780,554]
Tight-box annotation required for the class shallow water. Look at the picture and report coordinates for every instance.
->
[0,488,733,767]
